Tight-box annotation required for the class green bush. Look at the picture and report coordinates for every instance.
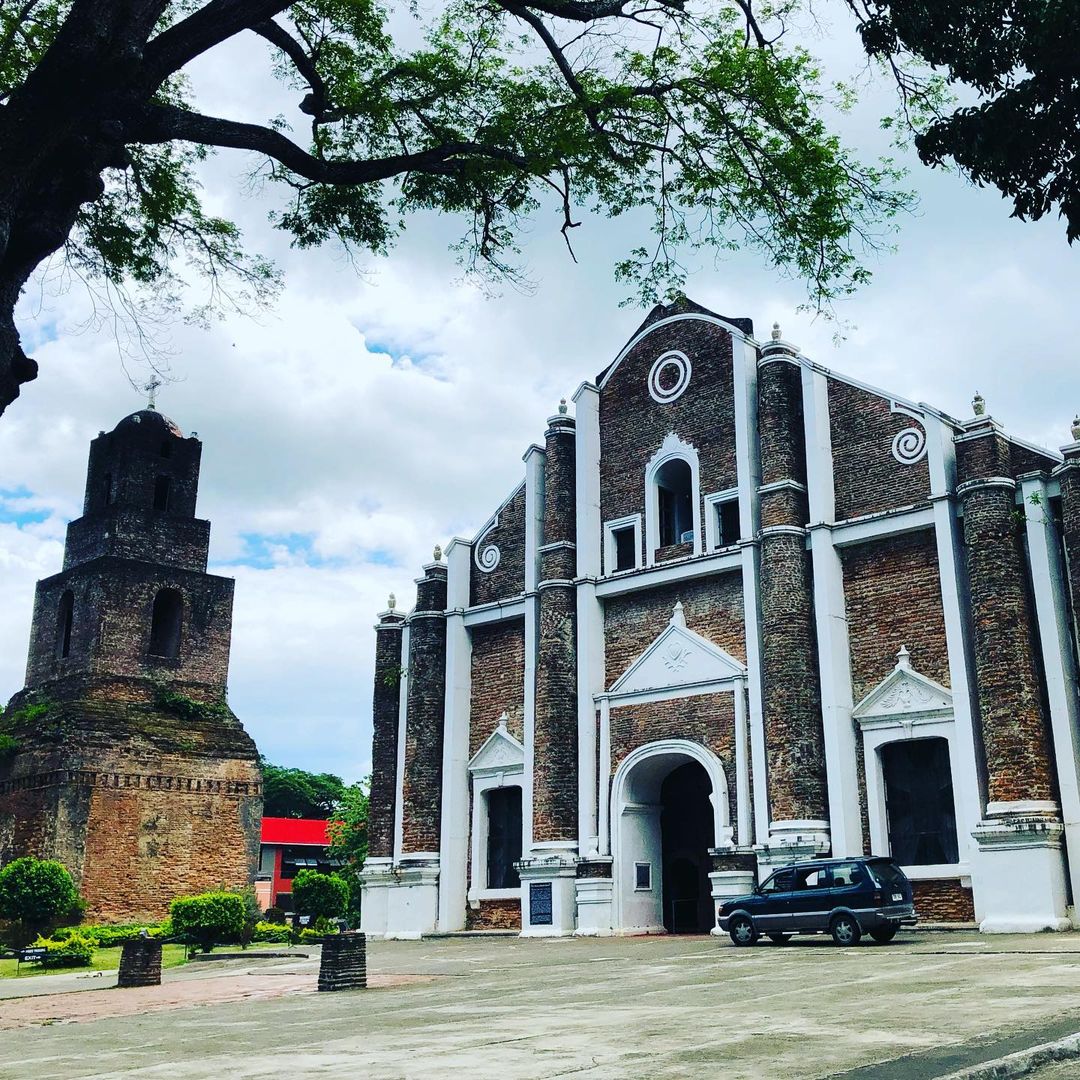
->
[51,923,166,948]
[292,870,348,920]
[297,927,328,944]
[0,857,84,942]
[252,921,293,944]
[30,931,97,968]
[170,892,245,953]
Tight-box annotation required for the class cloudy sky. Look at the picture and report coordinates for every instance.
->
[2,3,1078,783]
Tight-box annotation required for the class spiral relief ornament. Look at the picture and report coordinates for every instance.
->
[475,543,501,572]
[891,425,927,465]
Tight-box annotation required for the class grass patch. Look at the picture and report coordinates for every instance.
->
[0,943,188,978]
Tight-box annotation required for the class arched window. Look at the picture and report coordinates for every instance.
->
[56,590,74,659]
[881,737,958,865]
[656,458,694,547]
[153,475,171,512]
[486,786,522,889]
[149,588,183,658]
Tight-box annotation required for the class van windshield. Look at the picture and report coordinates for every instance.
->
[867,859,906,887]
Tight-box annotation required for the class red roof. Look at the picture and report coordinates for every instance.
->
[261,817,333,846]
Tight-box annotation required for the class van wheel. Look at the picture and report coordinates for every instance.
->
[869,925,898,944]
[767,933,791,945]
[729,916,758,947]
[830,913,862,947]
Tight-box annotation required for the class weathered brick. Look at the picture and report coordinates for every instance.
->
[368,613,405,859]
[469,620,525,758]
[470,483,527,606]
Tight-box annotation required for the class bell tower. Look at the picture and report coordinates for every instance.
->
[0,407,262,923]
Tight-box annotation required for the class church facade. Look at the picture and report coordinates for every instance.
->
[0,408,262,922]
[361,299,1080,938]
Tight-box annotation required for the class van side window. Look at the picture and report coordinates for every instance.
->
[829,862,866,889]
[793,866,829,890]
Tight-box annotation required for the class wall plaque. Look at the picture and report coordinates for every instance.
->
[529,881,553,926]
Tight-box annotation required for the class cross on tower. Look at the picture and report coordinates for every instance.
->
[143,377,163,410]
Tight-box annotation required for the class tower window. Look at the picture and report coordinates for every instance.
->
[715,499,740,548]
[149,588,183,658]
[103,473,113,507]
[153,475,171,512]
[613,526,636,572]
[56,590,74,659]
[656,458,694,546]
[882,737,958,865]
[486,786,522,889]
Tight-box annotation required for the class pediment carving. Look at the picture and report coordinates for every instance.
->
[468,716,525,773]
[853,646,953,728]
[608,603,745,698]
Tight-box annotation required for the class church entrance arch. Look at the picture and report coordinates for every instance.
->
[611,740,728,934]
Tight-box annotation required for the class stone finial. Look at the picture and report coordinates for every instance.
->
[771,322,782,341]
[497,711,509,730]
[1072,414,1080,441]
[896,644,911,669]
[671,601,686,627]
[387,592,396,611]
[558,398,568,415]
[972,391,986,417]
[433,544,443,563]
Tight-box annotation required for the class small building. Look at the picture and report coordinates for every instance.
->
[257,817,341,912]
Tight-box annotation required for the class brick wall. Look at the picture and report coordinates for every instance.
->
[470,483,527,606]
[469,620,525,757]
[912,878,975,923]
[829,380,931,521]
[466,898,522,930]
[603,575,745,684]
[840,530,951,703]
[368,617,404,859]
[599,318,738,566]
[1060,460,1080,664]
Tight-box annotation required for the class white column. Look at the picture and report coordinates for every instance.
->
[733,334,767,844]
[437,539,473,930]
[598,696,612,856]
[573,381,604,856]
[733,682,751,846]
[522,444,546,854]
[392,622,410,862]
[801,365,862,856]
[924,417,984,889]
[1022,472,1080,919]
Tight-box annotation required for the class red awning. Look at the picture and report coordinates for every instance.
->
[260,817,333,847]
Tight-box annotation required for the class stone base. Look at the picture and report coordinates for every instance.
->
[709,869,756,934]
[117,938,162,987]
[517,855,578,937]
[973,815,1070,933]
[359,856,440,939]
[755,820,830,876]
[574,867,614,936]
[318,932,367,991]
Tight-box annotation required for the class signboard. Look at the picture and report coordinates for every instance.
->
[529,882,553,926]
[19,947,47,963]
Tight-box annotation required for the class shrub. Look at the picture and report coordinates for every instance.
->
[263,906,286,925]
[51,923,165,948]
[252,921,293,944]
[31,931,97,968]
[297,927,328,944]
[170,892,245,953]
[0,857,84,941]
[292,870,348,921]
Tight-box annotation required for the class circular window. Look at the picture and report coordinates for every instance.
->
[648,351,691,403]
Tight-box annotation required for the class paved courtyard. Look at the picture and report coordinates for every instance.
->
[4,931,1080,1078]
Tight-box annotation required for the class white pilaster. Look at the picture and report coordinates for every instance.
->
[522,444,546,854]
[802,365,862,857]
[924,416,985,901]
[1022,472,1080,920]
[573,381,604,856]
[733,335,767,844]
[436,538,473,931]
[733,681,751,846]
[598,696,612,856]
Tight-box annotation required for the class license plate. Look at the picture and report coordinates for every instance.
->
[891,893,903,902]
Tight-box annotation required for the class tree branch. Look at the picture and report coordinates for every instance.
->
[249,18,332,119]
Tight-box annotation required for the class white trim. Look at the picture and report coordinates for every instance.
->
[599,697,612,857]
[828,506,936,546]
[603,514,643,576]
[462,598,527,626]
[467,732,525,902]
[594,548,741,598]
[648,350,692,404]
[645,433,702,566]
[703,490,740,552]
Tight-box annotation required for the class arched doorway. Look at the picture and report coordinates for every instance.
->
[611,740,728,934]
[660,762,715,932]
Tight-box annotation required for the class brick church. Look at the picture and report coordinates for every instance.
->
[0,408,261,922]
[362,298,1080,938]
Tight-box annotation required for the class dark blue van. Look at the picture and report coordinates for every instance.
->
[718,857,917,946]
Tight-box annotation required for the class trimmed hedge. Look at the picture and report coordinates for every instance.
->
[52,922,169,947]
[30,931,97,968]
[170,892,245,952]
[252,922,293,944]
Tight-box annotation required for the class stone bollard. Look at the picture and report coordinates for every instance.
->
[117,937,163,987]
[317,931,367,991]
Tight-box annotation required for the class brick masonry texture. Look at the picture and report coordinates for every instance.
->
[912,879,975,923]
[470,483,527,606]
[368,618,404,859]
[603,575,745,684]
[599,316,738,567]
[402,570,448,853]
[466,898,522,930]
[757,359,806,489]
[959,470,1057,804]
[117,938,163,987]
[840,530,951,702]
[609,693,735,825]
[469,620,525,758]
[829,379,931,521]
[1060,461,1080,659]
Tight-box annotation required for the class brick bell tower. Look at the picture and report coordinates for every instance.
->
[0,407,262,922]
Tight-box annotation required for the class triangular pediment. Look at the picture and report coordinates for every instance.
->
[608,604,746,698]
[853,647,953,724]
[468,719,525,773]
